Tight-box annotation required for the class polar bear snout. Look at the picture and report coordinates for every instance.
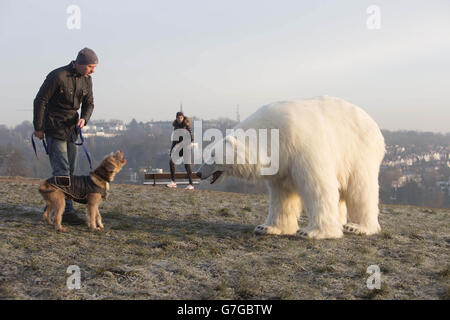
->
[197,163,225,184]
[197,164,213,180]
[210,171,224,184]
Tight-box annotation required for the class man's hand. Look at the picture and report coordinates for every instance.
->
[34,131,44,140]
[77,118,86,129]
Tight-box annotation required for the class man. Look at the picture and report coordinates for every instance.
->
[33,47,98,224]
[167,112,195,189]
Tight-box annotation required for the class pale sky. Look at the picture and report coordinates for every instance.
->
[0,0,449,132]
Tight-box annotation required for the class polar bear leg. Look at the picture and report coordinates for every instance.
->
[338,197,348,226]
[344,168,381,235]
[294,170,343,239]
[254,181,301,235]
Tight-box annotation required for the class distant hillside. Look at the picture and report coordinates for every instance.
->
[1,122,449,209]
[0,176,449,299]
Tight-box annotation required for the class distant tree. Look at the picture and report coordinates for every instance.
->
[437,166,450,181]
[0,124,13,145]
[427,190,445,208]
[379,168,402,190]
[0,146,5,168]
[445,192,450,208]
[128,118,139,130]
[15,121,34,140]
[397,181,423,206]
[1,144,29,177]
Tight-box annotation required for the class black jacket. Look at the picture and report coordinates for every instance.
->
[46,175,107,204]
[171,117,194,149]
[33,61,94,141]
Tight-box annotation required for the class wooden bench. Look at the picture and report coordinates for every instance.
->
[143,172,201,186]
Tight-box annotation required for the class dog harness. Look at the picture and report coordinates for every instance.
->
[47,175,108,204]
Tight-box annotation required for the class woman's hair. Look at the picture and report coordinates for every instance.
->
[173,116,190,127]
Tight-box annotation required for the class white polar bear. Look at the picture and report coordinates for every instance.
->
[197,96,385,239]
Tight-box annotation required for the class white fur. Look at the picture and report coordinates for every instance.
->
[198,96,385,239]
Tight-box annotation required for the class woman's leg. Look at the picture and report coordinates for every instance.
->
[184,164,193,185]
[169,159,176,182]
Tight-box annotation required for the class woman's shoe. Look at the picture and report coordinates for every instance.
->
[166,181,177,188]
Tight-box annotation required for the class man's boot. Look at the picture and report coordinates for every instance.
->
[62,198,85,225]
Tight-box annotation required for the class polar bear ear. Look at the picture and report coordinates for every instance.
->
[225,135,237,146]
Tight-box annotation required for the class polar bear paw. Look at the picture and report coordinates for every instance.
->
[343,223,380,235]
[254,224,282,235]
[296,227,343,239]
[296,229,310,238]
[343,223,364,235]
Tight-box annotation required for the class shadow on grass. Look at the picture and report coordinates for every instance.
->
[0,202,263,241]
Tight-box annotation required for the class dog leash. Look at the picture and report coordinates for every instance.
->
[31,134,49,159]
[31,126,93,171]
[75,125,93,170]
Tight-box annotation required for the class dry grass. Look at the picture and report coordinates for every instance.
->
[0,176,449,300]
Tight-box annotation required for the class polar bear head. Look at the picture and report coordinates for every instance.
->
[197,130,279,184]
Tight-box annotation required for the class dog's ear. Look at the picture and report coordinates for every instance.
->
[115,150,124,160]
[103,152,114,161]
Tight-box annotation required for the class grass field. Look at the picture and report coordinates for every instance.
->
[0,176,449,299]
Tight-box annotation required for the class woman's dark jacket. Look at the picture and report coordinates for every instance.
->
[171,117,194,149]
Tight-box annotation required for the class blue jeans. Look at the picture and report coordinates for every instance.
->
[46,136,78,211]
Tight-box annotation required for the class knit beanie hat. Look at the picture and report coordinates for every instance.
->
[75,47,98,65]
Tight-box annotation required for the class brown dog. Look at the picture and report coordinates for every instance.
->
[39,150,127,232]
